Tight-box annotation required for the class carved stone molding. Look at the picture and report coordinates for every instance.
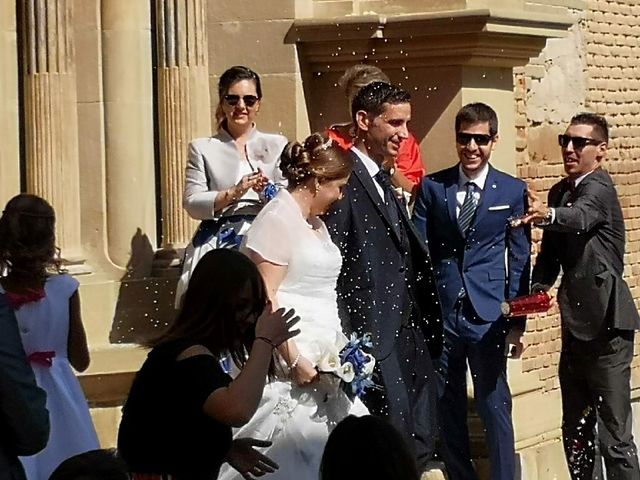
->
[290,9,574,70]
[155,0,211,250]
[21,0,85,266]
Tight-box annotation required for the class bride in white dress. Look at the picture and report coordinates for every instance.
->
[218,133,369,480]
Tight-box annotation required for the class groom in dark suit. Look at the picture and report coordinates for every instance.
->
[324,81,443,471]
[524,112,640,479]
[412,103,531,480]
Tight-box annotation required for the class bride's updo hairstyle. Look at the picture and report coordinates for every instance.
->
[280,133,353,189]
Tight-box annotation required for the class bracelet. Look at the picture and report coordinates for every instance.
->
[290,353,301,369]
[255,336,276,349]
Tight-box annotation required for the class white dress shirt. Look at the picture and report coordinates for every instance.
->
[456,163,489,218]
[351,146,385,201]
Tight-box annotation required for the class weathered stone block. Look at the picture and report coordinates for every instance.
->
[209,20,297,74]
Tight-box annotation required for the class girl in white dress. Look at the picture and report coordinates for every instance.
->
[0,194,99,480]
[218,133,369,480]
[176,66,288,307]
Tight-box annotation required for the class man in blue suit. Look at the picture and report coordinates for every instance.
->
[412,103,531,480]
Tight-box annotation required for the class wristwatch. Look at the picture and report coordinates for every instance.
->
[536,208,553,226]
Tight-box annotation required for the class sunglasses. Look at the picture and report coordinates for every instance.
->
[456,132,494,146]
[558,134,603,150]
[223,94,259,107]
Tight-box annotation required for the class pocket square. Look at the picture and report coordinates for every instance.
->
[488,205,510,211]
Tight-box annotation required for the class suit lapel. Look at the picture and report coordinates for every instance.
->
[445,176,460,236]
[351,155,402,245]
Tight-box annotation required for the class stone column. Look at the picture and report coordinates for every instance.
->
[21,0,83,262]
[0,0,20,206]
[102,0,156,271]
[156,0,210,249]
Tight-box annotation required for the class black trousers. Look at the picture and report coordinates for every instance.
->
[560,329,640,480]
[362,323,437,471]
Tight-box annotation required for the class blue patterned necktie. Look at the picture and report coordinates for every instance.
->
[458,181,478,235]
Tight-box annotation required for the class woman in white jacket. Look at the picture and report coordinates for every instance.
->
[177,66,288,307]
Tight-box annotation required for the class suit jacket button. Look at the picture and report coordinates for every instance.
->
[399,266,405,273]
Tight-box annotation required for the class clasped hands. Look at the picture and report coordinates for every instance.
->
[233,170,269,199]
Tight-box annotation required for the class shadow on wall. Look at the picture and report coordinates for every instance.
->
[110,228,178,345]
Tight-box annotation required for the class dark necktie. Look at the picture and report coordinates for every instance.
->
[374,170,402,234]
[458,182,478,235]
[561,179,576,206]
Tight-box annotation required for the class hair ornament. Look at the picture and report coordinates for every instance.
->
[320,138,333,150]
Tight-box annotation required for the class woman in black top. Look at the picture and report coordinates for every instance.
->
[118,249,300,479]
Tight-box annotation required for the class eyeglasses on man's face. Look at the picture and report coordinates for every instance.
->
[455,132,495,147]
[223,94,260,108]
[558,134,604,150]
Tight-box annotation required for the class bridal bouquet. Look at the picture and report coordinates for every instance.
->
[317,333,377,400]
[260,181,279,202]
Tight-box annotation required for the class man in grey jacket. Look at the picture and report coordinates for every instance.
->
[0,293,49,480]
[524,112,640,479]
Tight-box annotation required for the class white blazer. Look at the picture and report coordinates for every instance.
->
[183,127,288,220]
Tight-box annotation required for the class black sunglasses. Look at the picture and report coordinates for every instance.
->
[223,94,259,107]
[558,134,603,150]
[456,132,494,146]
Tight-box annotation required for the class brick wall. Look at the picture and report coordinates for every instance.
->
[515,0,640,389]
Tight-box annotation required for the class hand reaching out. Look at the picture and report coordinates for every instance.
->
[520,188,551,225]
[226,438,278,479]
[254,304,300,349]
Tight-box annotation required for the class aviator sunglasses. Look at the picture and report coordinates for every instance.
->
[558,134,604,150]
[223,94,260,107]
[456,132,495,146]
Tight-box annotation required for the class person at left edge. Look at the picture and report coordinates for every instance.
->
[0,194,98,480]
[175,65,288,308]
[0,293,49,480]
